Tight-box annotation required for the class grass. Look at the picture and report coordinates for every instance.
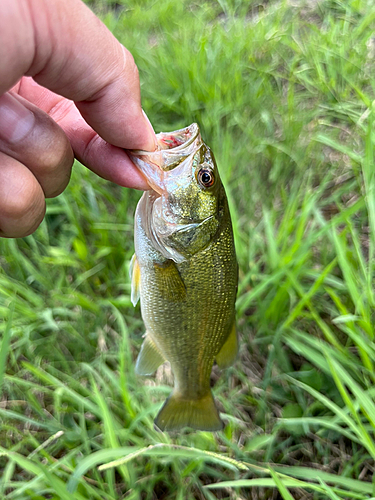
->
[1,0,375,497]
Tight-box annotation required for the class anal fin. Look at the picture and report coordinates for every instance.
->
[135,334,165,376]
[155,390,223,432]
[216,323,238,369]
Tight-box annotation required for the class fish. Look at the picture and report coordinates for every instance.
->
[129,123,238,432]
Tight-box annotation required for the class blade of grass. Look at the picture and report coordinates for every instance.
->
[0,303,13,396]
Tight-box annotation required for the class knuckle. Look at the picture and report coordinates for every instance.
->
[3,182,43,219]
[29,112,74,197]
[45,170,71,198]
[119,45,140,87]
[37,125,73,174]
[48,97,75,124]
[1,184,46,237]
[21,209,45,237]
[122,45,137,73]
[81,130,102,163]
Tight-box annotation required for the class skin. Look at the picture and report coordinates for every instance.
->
[0,0,156,238]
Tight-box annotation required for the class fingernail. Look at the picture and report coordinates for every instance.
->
[0,93,35,144]
[142,109,158,151]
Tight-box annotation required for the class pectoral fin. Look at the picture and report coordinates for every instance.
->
[216,323,238,369]
[129,254,141,306]
[154,260,186,302]
[135,334,165,376]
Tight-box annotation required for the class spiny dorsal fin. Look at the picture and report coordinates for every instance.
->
[216,323,238,369]
[154,259,186,302]
[129,254,141,306]
[155,390,223,432]
[135,334,165,376]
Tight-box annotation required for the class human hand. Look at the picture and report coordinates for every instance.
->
[0,0,156,238]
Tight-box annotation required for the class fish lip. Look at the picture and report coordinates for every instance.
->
[133,123,200,157]
[129,123,203,192]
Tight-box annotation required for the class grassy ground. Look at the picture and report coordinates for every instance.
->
[1,0,375,498]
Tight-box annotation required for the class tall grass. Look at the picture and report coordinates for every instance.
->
[1,0,375,498]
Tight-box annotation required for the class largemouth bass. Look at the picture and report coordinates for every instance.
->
[129,123,238,432]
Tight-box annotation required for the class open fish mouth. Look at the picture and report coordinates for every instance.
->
[129,123,204,192]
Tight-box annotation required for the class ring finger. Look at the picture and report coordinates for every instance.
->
[0,152,45,237]
[0,92,74,198]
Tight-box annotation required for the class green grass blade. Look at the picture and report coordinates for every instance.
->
[0,303,13,395]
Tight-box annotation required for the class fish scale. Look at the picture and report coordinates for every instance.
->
[130,124,238,432]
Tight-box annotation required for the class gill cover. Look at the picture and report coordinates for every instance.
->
[130,124,222,263]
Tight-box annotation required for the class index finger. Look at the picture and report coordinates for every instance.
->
[0,0,156,151]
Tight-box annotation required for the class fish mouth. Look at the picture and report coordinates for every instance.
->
[129,123,203,193]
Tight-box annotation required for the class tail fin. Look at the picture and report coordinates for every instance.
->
[154,391,224,432]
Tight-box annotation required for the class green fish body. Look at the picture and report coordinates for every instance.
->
[130,124,238,432]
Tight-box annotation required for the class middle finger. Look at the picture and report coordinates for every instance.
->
[0,92,74,198]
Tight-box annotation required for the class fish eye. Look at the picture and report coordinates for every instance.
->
[197,167,215,189]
